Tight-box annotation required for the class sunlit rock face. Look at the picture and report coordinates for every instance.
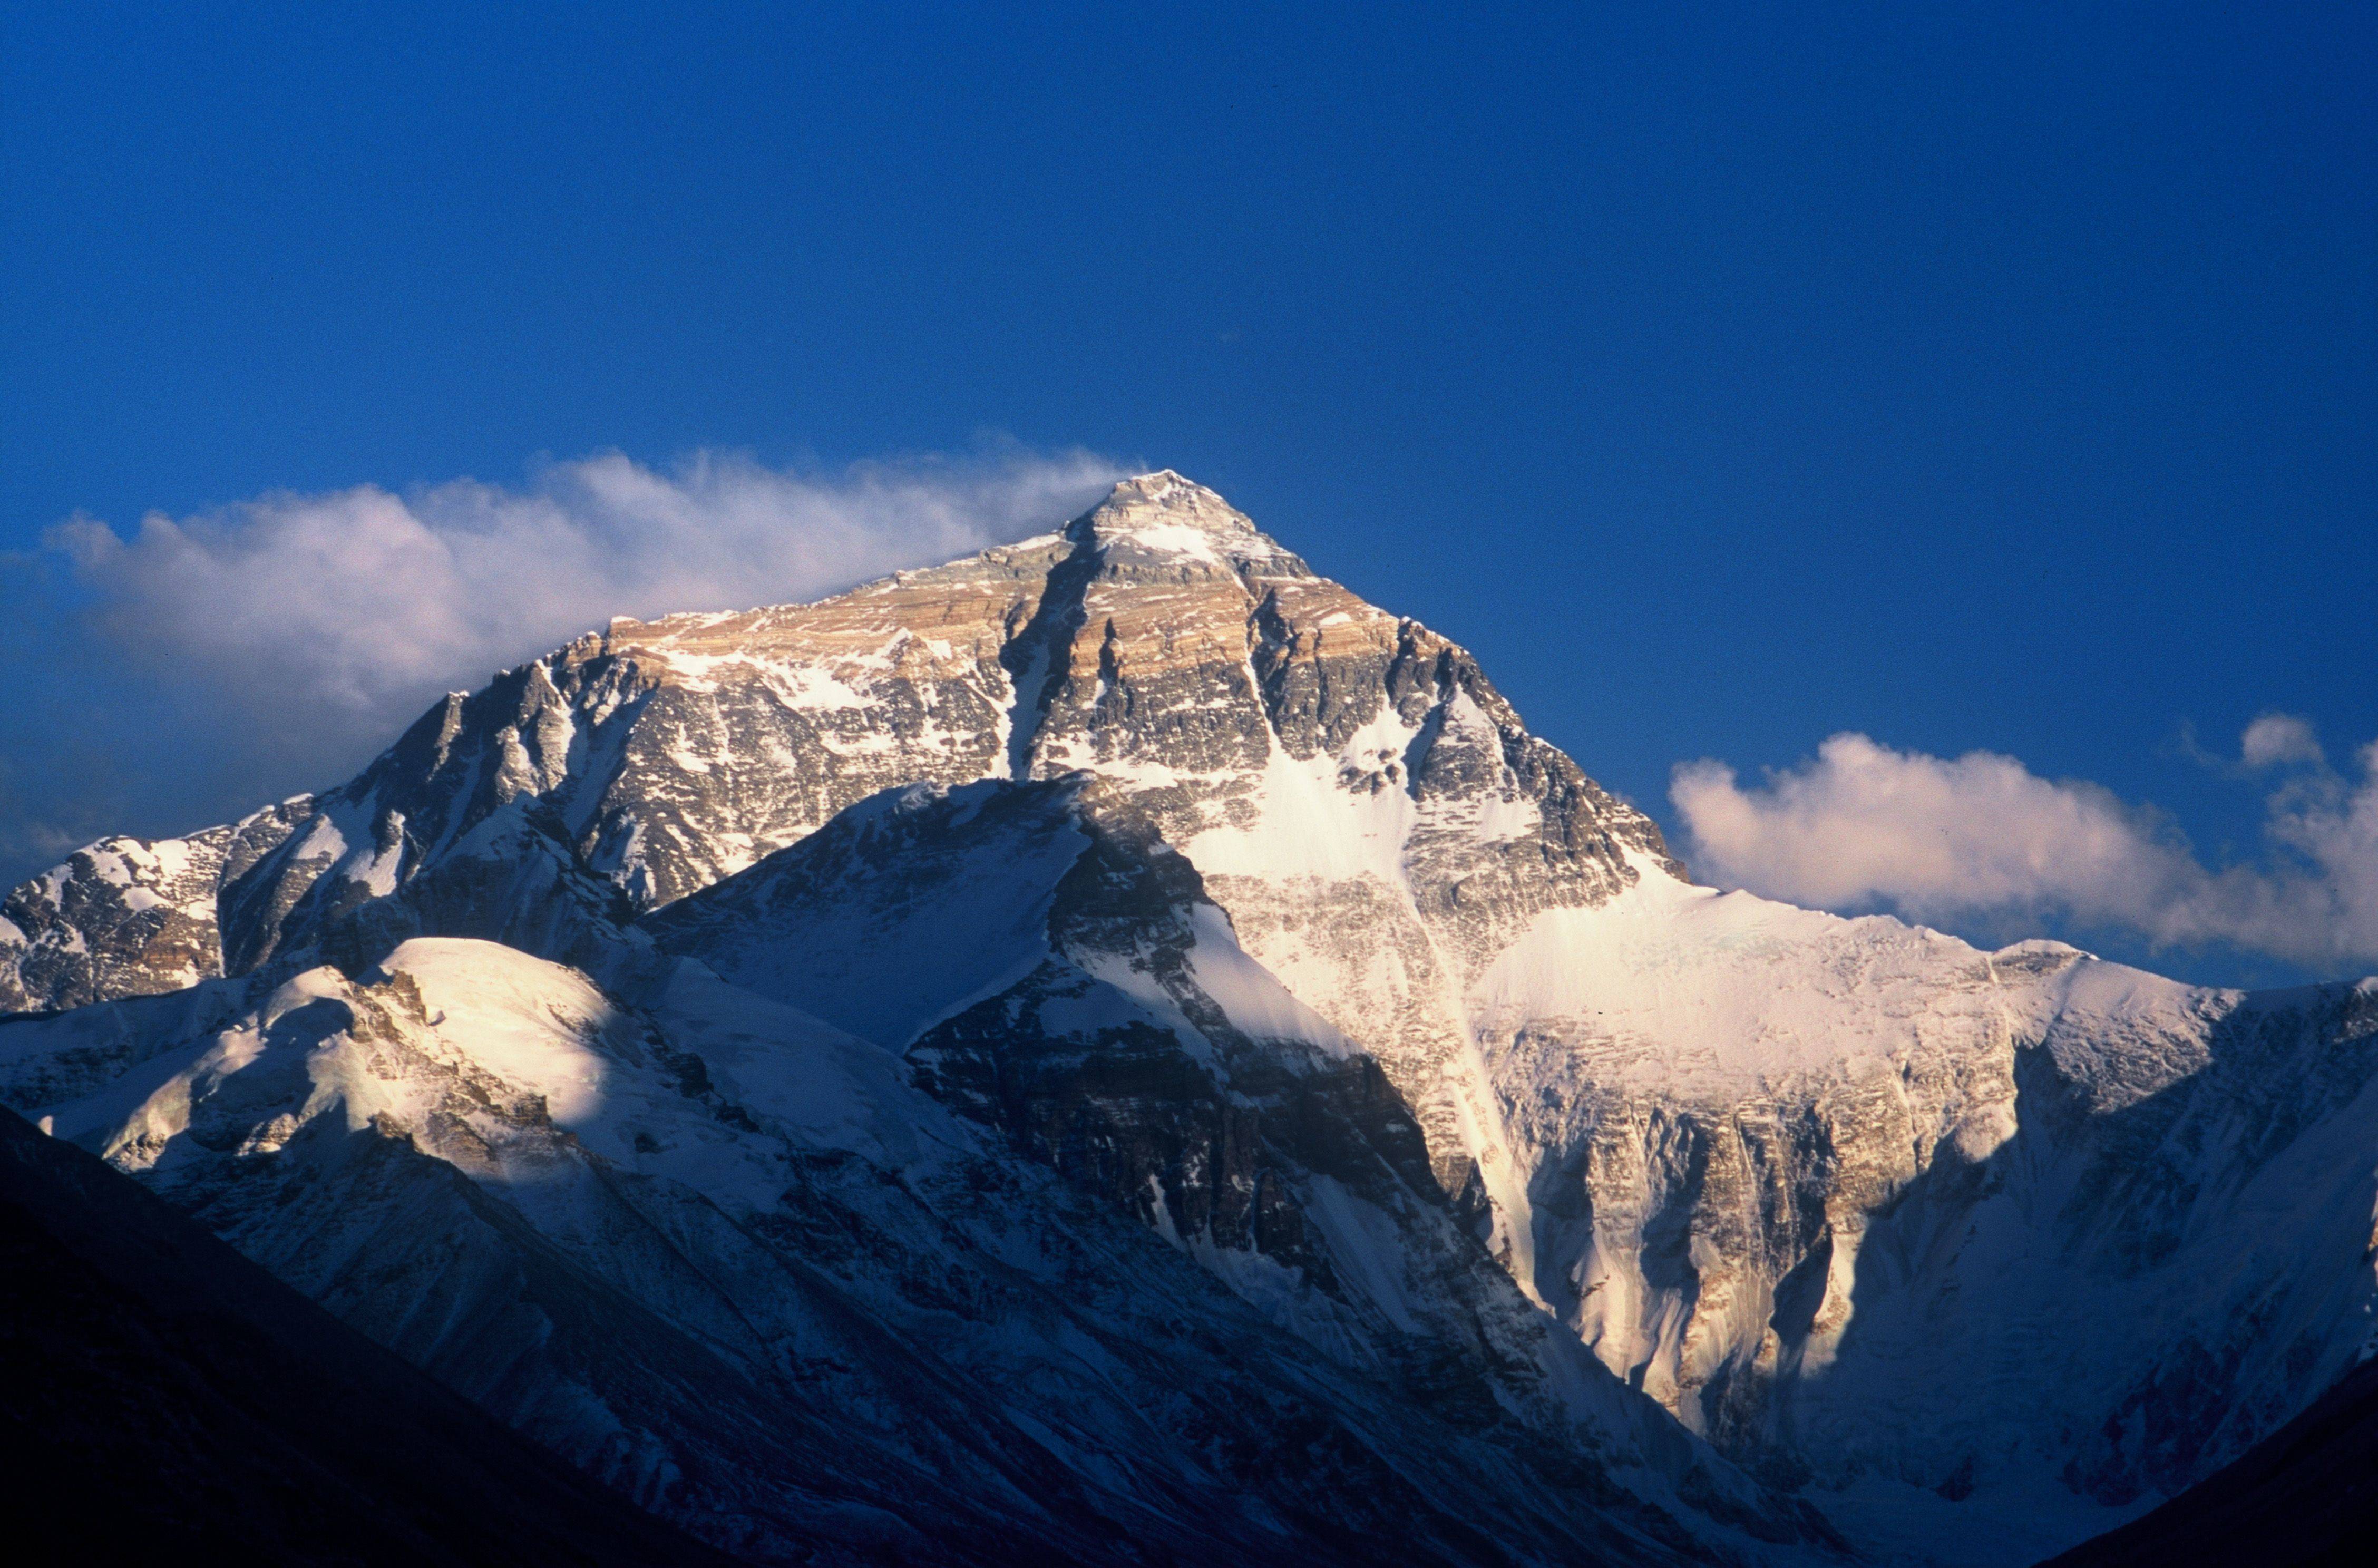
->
[4,472,1679,1203]
[4,472,2376,1566]
[566,467,1680,1216]
[0,806,311,1014]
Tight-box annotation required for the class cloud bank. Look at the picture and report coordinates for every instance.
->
[1671,725,2378,974]
[1,447,1122,883]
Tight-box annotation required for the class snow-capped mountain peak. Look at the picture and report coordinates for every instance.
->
[3,472,2374,1567]
[1052,469,1310,579]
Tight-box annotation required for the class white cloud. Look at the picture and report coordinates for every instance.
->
[48,446,1122,737]
[2240,712,2325,770]
[0,446,1123,887]
[1671,725,2378,975]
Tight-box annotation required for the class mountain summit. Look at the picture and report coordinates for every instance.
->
[1075,467,1283,545]
[4,474,2374,1566]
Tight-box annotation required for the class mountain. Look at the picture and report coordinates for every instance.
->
[3,471,2373,1565]
[0,1100,744,1566]
[2039,1348,2378,1566]
[2,837,1806,1564]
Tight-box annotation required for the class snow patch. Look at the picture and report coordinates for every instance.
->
[1470,851,2008,1095]
[378,939,613,1122]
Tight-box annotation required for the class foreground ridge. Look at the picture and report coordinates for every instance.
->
[0,1103,738,1566]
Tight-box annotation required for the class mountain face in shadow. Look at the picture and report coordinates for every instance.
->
[2039,1351,2378,1567]
[0,1103,738,1567]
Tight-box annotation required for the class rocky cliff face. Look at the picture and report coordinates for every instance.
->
[3,472,2374,1566]
[0,805,312,1014]
[1466,868,2378,1563]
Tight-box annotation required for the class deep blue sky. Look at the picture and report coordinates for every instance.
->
[4,3,2372,984]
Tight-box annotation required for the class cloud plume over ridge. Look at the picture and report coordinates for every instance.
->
[1672,726,2378,975]
[1,447,1122,883]
[51,447,1123,721]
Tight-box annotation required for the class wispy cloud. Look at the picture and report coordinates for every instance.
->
[0,446,1123,884]
[1670,724,2378,975]
[50,447,1121,723]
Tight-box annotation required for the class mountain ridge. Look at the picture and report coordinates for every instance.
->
[3,472,2373,1566]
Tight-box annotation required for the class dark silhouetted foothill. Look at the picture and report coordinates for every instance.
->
[0,1105,738,1567]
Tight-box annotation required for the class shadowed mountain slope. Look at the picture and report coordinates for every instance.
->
[2038,1351,2378,1568]
[0,1103,741,1567]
